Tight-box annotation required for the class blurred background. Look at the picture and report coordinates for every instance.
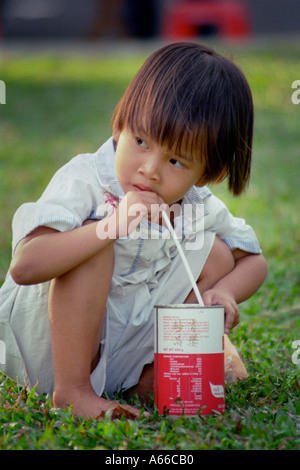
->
[0,0,299,42]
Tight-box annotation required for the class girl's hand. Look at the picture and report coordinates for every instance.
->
[202,288,240,334]
[115,190,167,238]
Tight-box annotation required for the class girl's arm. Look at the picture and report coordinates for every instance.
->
[202,249,268,334]
[10,219,114,285]
[10,190,164,286]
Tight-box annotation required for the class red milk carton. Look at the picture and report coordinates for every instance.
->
[154,304,225,415]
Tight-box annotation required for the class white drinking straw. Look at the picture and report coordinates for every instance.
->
[162,211,204,306]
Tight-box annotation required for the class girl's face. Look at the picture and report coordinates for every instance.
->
[113,128,207,206]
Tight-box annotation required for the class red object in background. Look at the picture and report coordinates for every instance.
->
[161,0,252,40]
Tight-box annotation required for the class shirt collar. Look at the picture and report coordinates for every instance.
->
[95,137,125,198]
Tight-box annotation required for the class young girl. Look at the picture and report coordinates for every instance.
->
[0,42,267,419]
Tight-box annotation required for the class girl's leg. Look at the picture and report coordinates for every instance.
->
[125,236,235,404]
[49,242,140,419]
[184,236,235,303]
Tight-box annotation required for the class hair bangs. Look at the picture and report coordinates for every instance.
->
[115,76,209,164]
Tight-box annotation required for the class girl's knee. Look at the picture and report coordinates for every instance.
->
[212,236,235,274]
[53,240,114,290]
[81,219,114,264]
[199,237,235,285]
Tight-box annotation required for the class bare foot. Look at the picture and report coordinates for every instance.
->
[224,334,249,383]
[52,384,147,420]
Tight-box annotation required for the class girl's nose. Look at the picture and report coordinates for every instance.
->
[137,153,161,181]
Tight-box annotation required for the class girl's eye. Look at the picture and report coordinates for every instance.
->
[136,137,148,149]
[170,158,184,169]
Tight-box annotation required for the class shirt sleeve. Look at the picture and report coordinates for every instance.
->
[204,194,262,254]
[11,153,106,251]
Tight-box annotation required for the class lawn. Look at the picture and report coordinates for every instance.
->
[0,40,299,451]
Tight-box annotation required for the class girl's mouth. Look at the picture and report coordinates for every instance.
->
[133,184,153,192]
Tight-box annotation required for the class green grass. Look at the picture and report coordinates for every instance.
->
[0,41,299,450]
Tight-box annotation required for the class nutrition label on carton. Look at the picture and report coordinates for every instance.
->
[154,306,225,415]
[163,354,203,398]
